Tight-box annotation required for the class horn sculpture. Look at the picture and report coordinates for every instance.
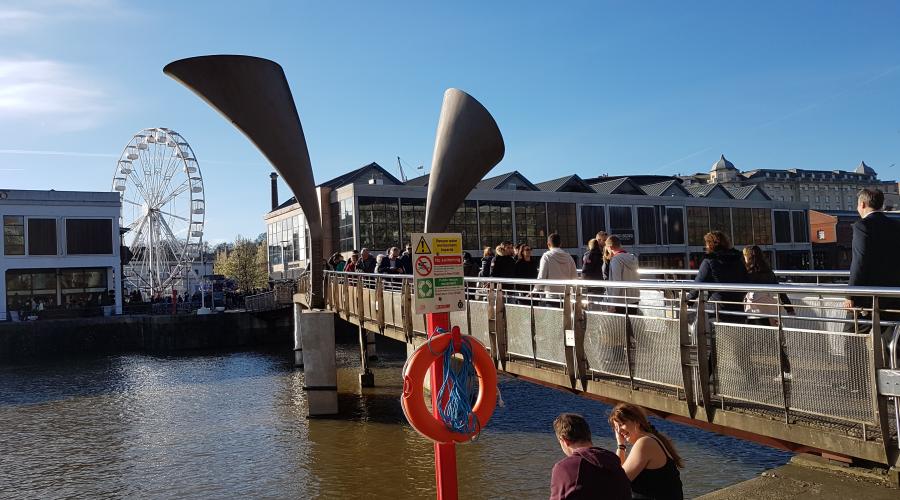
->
[424,89,505,233]
[163,55,325,307]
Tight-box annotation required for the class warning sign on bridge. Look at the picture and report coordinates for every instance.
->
[410,232,464,314]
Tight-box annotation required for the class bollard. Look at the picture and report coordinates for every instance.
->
[300,310,338,416]
[293,303,303,367]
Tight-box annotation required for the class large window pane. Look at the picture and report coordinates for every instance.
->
[580,206,606,243]
[359,197,400,250]
[708,208,732,241]
[731,208,753,246]
[686,207,708,246]
[448,200,479,250]
[514,202,547,249]
[66,219,112,255]
[3,215,24,256]
[752,209,772,245]
[400,198,425,247]
[27,218,57,255]
[773,210,791,243]
[478,201,512,248]
[665,207,685,245]
[637,207,658,245]
[791,211,809,243]
[608,206,634,245]
[546,203,577,248]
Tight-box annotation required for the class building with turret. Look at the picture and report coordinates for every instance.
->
[680,155,898,211]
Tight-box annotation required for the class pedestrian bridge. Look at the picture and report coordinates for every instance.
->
[299,270,900,468]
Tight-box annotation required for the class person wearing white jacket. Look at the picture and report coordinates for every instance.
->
[605,236,640,312]
[533,233,578,297]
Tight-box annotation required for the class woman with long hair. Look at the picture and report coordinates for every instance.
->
[742,245,794,326]
[609,403,683,500]
[688,230,748,324]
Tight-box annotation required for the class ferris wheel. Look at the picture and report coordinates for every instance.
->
[112,127,205,296]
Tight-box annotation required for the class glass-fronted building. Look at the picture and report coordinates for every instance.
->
[1,189,122,321]
[264,162,814,280]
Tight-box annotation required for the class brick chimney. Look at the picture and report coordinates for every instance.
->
[270,172,279,211]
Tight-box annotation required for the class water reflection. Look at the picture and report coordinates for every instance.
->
[0,340,789,499]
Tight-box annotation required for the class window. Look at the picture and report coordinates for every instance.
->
[580,205,606,243]
[359,197,401,250]
[3,215,24,255]
[708,207,732,241]
[268,221,281,267]
[66,219,112,254]
[478,201,512,248]
[791,211,809,243]
[773,210,792,243]
[686,206,709,246]
[400,198,425,246]
[731,208,753,246]
[608,206,635,245]
[27,218,57,255]
[514,202,547,249]
[546,203,577,248]
[448,200,479,250]
[817,229,826,240]
[665,207,685,245]
[636,206,658,245]
[331,198,355,253]
[752,208,773,245]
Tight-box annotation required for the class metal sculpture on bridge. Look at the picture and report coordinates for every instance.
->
[162,56,325,307]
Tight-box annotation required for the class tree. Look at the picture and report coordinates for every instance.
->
[255,232,267,245]
[214,235,268,292]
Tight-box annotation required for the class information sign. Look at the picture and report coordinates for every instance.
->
[411,233,465,314]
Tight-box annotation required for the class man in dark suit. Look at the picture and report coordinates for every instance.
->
[846,188,900,322]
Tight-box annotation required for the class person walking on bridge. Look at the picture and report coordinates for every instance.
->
[356,248,376,274]
[533,233,578,300]
[605,236,640,314]
[689,231,748,324]
[846,188,900,324]
[550,413,631,500]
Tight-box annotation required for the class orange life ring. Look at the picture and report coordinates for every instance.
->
[401,333,498,443]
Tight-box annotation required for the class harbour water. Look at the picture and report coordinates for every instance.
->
[0,338,790,499]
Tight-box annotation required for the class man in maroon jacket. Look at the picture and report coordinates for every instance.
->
[550,413,631,500]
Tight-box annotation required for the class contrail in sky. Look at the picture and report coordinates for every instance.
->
[650,62,900,174]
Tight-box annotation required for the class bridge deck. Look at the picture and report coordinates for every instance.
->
[303,271,900,467]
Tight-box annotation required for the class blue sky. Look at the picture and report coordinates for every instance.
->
[1,1,898,244]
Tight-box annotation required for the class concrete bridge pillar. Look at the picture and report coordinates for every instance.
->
[358,325,374,388]
[300,310,338,416]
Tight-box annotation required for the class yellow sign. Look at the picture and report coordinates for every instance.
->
[415,236,432,254]
[432,237,461,255]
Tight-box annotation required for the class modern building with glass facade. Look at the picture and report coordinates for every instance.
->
[264,162,814,280]
[1,189,122,321]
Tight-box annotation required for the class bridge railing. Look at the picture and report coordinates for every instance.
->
[323,270,899,465]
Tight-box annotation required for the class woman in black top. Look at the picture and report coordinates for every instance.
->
[743,245,795,375]
[609,403,684,500]
[582,238,605,281]
[490,244,516,278]
[478,246,494,278]
[514,244,538,279]
[689,231,748,324]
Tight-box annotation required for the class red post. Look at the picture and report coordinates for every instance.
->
[426,311,458,500]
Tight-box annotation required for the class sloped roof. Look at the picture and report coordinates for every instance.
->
[589,177,646,195]
[855,161,877,176]
[475,171,539,191]
[404,173,430,186]
[271,196,298,212]
[640,180,690,197]
[710,154,737,172]
[534,174,595,193]
[318,162,401,189]
[725,185,771,200]
[685,183,734,198]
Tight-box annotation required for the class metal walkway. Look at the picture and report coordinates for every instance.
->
[302,270,900,467]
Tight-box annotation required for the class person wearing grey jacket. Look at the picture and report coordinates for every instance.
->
[605,236,640,312]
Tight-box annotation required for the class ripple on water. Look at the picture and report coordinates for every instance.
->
[0,343,789,499]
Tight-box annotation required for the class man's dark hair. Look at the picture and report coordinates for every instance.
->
[858,188,884,211]
[554,413,592,442]
[548,232,562,248]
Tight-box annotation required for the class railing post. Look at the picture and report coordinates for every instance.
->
[356,275,366,322]
[623,297,636,391]
[694,293,714,421]
[402,278,413,343]
[775,295,791,424]
[493,284,508,369]
[677,290,697,418]
[341,273,350,319]
[375,276,385,332]
[572,285,588,391]
[868,297,893,464]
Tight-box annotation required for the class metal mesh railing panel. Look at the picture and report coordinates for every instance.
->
[783,296,851,356]
[468,301,491,349]
[632,316,682,388]
[450,310,469,336]
[584,311,628,377]
[505,304,534,359]
[712,323,783,407]
[638,290,668,318]
[533,307,566,366]
[783,327,876,424]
